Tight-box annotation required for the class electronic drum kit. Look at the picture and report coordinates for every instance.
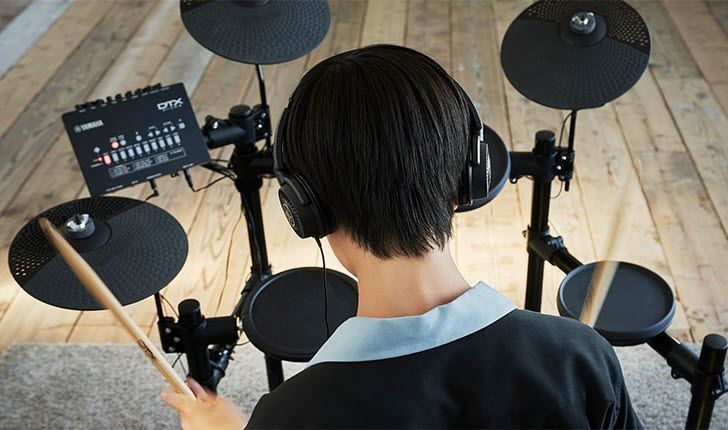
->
[7,1,727,428]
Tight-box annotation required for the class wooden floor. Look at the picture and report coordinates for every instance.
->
[0,0,727,354]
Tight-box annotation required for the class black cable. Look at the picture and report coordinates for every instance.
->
[159,294,178,318]
[557,111,573,149]
[314,237,331,338]
[172,353,187,377]
[549,111,574,199]
[190,174,233,193]
[185,165,236,193]
[144,179,159,201]
[551,180,564,199]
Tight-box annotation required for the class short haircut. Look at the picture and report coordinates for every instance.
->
[282,44,475,258]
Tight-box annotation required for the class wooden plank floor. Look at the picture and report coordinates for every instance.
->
[1,0,727,354]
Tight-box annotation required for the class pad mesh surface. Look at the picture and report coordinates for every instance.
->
[181,0,329,65]
[501,0,650,110]
[523,0,649,52]
[9,197,188,310]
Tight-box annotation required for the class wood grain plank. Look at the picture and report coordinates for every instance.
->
[86,1,183,101]
[0,0,113,139]
[0,0,155,214]
[0,0,72,77]
[360,0,406,46]
[637,1,728,238]
[664,0,728,116]
[612,72,684,153]
[406,0,451,72]
[706,0,728,37]
[0,0,32,33]
[636,150,728,339]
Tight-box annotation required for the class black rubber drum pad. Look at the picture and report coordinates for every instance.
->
[242,267,358,362]
[558,261,675,346]
[8,197,188,310]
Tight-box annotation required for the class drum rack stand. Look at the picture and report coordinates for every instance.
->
[154,65,283,392]
[509,114,728,428]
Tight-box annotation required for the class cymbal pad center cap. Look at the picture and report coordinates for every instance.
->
[65,214,95,239]
[570,12,596,34]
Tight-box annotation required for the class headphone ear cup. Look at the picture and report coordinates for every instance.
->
[277,173,332,239]
[470,139,490,202]
[457,164,474,207]
[278,183,306,238]
[456,131,491,212]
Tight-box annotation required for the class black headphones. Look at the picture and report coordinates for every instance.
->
[273,88,492,239]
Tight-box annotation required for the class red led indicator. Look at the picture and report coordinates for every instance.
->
[111,141,120,149]
[103,155,112,165]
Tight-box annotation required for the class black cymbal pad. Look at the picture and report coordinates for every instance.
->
[501,0,650,110]
[8,197,188,310]
[181,0,330,65]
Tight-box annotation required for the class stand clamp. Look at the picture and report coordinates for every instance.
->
[648,332,728,429]
[158,299,240,392]
[555,147,575,184]
[203,103,271,150]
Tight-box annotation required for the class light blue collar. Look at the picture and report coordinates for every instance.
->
[308,282,516,367]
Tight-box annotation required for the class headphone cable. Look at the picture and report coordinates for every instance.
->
[314,237,331,338]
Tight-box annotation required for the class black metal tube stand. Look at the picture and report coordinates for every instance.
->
[648,332,728,429]
[157,298,239,392]
[509,113,577,311]
[228,138,285,392]
[688,334,727,428]
[511,130,575,311]
[524,131,556,311]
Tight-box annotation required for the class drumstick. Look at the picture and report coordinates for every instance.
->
[38,217,195,399]
[579,168,635,327]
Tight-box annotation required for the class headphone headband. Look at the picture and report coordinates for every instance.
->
[274,83,492,237]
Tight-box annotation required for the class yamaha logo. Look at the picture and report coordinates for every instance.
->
[73,119,104,133]
[157,97,184,112]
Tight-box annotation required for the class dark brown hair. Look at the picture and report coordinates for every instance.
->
[282,44,474,258]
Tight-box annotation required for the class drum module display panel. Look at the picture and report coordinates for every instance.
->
[62,83,210,196]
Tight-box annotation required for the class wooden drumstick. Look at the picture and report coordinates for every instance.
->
[38,217,195,399]
[579,169,635,327]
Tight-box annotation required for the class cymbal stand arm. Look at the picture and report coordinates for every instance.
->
[510,109,580,311]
